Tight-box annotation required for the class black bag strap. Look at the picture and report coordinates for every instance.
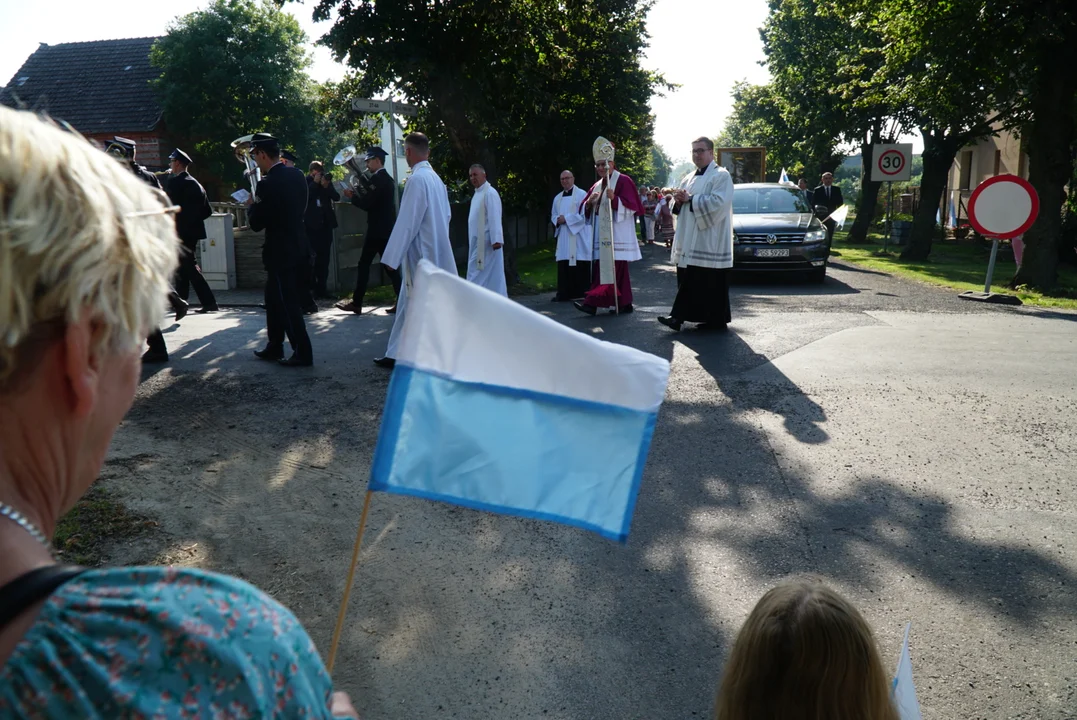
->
[0,565,86,629]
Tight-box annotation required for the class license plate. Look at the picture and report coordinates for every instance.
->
[754,248,790,257]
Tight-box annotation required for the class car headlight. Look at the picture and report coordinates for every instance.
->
[804,229,827,243]
[732,232,738,245]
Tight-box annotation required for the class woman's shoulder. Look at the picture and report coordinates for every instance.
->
[0,566,335,718]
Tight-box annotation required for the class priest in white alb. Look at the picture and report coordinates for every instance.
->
[377,132,458,368]
[574,137,644,315]
[551,169,592,301]
[658,136,734,331]
[466,164,507,296]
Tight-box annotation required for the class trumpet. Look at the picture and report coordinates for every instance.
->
[231,134,260,196]
[333,145,373,196]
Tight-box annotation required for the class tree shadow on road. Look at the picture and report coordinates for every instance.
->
[106,284,1077,720]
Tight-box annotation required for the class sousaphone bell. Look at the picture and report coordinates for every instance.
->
[334,145,374,196]
[231,134,261,196]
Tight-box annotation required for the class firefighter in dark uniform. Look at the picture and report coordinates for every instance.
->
[245,133,314,367]
[165,149,219,313]
[105,137,188,363]
[334,147,401,315]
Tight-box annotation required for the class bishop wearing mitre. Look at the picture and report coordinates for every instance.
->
[573,137,644,315]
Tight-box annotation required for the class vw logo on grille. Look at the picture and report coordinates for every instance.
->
[766,234,778,244]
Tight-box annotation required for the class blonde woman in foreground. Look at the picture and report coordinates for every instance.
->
[715,578,899,720]
[0,107,357,718]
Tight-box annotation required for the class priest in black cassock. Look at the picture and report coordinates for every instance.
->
[658,136,734,332]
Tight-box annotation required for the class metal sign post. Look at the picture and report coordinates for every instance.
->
[959,174,1039,305]
[349,96,419,210]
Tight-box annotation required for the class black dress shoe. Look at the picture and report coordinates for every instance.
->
[573,301,597,316]
[373,356,396,369]
[657,316,683,332]
[171,297,189,321]
[141,349,168,363]
[610,304,633,314]
[278,354,313,367]
[386,305,398,315]
[303,306,319,315]
[195,306,219,314]
[254,346,285,361]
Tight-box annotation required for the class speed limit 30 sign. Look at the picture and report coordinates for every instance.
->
[871,143,913,182]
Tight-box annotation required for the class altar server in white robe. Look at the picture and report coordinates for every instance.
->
[658,136,734,332]
[377,132,458,368]
[466,164,507,296]
[551,169,592,301]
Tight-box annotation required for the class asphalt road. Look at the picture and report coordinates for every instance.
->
[106,248,1077,719]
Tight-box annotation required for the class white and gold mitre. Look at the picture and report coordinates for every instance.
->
[592,136,615,163]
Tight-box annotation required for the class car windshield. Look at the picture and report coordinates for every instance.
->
[733,187,812,214]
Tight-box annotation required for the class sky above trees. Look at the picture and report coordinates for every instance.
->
[1,0,774,160]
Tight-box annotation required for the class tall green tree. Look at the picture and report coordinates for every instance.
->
[309,0,666,209]
[1002,0,1077,290]
[839,0,1022,261]
[151,0,329,196]
[761,0,907,243]
[717,81,843,181]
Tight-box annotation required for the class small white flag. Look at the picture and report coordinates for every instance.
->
[779,167,790,184]
[892,622,922,720]
[826,204,850,229]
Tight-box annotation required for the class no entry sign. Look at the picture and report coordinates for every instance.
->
[968,174,1039,239]
[871,143,913,182]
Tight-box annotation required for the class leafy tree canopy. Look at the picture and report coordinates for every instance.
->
[309,0,669,208]
[152,0,357,196]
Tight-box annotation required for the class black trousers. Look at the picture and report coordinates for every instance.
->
[556,260,592,300]
[672,265,731,325]
[146,328,167,355]
[265,267,313,362]
[308,227,335,297]
[352,235,401,306]
[823,218,836,247]
[175,243,218,309]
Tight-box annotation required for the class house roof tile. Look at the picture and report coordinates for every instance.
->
[0,37,163,133]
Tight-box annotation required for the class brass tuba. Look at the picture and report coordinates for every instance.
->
[333,145,373,196]
[231,134,260,196]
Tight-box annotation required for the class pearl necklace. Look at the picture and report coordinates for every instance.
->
[0,502,51,549]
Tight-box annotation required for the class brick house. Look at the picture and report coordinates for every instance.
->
[0,37,167,169]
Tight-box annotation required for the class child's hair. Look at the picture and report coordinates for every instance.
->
[714,578,899,720]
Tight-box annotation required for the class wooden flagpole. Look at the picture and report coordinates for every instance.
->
[326,489,374,673]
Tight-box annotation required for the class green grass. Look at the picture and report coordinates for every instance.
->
[511,241,559,295]
[54,485,156,566]
[832,232,1077,310]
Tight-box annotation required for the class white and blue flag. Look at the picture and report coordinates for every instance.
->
[369,260,671,542]
[779,167,791,184]
[892,622,922,720]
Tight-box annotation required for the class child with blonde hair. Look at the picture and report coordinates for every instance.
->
[715,578,899,720]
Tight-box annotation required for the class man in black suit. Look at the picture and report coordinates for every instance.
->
[166,149,219,314]
[304,161,341,303]
[335,146,401,315]
[812,171,844,247]
[104,137,188,364]
[245,133,314,367]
